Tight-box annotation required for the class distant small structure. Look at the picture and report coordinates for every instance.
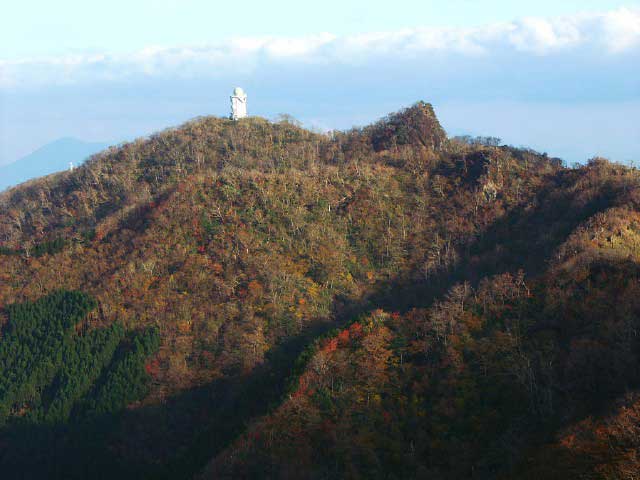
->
[69,162,74,172]
[230,87,248,120]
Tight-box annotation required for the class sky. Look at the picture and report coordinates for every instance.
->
[0,0,639,165]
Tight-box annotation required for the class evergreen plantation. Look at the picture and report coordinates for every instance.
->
[0,291,159,476]
[0,103,639,478]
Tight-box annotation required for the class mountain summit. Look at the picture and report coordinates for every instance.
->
[1,103,639,479]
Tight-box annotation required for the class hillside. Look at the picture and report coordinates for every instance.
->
[0,102,639,479]
[0,138,108,193]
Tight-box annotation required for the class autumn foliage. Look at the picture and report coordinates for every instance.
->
[0,104,638,478]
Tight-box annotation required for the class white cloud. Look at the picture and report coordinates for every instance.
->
[506,17,583,54]
[600,7,640,52]
[0,7,638,89]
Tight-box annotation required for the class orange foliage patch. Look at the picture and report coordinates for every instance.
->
[145,358,161,377]
[322,337,339,354]
[292,376,309,398]
[349,322,363,338]
[337,329,350,346]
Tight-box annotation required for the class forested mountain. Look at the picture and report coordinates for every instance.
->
[0,102,639,479]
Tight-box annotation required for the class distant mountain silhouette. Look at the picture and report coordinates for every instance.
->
[0,137,108,192]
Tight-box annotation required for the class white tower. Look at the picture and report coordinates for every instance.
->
[230,87,248,120]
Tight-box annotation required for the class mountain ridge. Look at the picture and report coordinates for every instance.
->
[0,103,639,479]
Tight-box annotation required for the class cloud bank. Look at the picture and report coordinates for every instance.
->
[0,7,638,167]
[1,7,639,90]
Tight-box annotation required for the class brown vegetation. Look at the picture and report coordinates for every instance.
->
[1,103,638,479]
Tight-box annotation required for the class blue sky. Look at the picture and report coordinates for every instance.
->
[1,0,639,165]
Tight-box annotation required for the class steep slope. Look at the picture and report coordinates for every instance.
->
[0,102,637,479]
[0,138,108,193]
[204,187,640,479]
